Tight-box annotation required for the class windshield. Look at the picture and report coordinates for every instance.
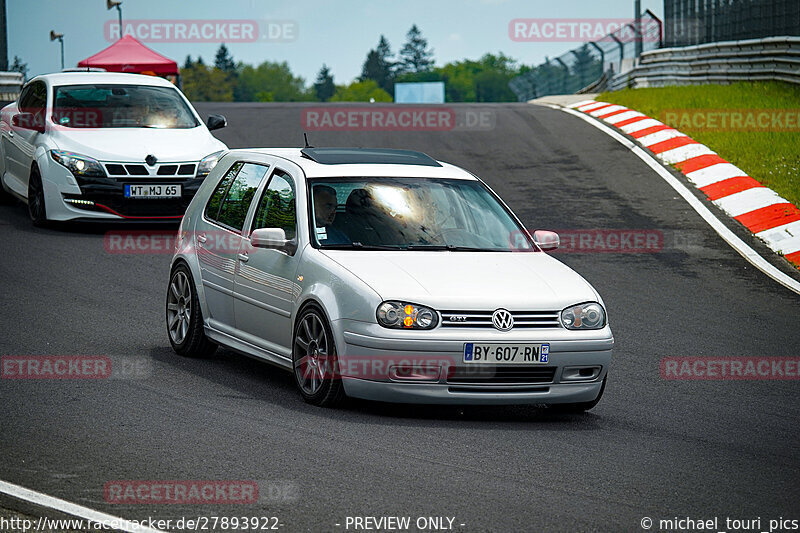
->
[52,84,199,129]
[309,178,535,251]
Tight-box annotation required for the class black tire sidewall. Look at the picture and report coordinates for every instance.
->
[28,167,47,226]
[292,305,343,405]
[166,262,215,357]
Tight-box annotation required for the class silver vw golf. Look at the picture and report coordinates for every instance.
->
[166,147,613,410]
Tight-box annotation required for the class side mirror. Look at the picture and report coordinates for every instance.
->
[206,114,226,131]
[533,230,559,251]
[251,227,296,254]
[12,112,45,133]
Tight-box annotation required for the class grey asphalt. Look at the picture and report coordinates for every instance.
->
[1,103,799,533]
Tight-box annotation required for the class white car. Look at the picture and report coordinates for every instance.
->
[167,147,613,410]
[0,72,228,225]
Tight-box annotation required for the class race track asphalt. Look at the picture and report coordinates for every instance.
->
[1,102,798,532]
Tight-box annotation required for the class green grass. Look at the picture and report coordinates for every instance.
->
[599,82,800,207]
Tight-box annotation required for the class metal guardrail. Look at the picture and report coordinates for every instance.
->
[509,10,662,101]
[0,71,23,102]
[609,36,800,91]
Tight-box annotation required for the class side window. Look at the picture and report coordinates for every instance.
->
[20,82,46,114]
[17,85,33,111]
[205,162,243,222]
[251,170,296,240]
[215,163,270,231]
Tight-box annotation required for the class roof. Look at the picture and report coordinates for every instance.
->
[300,147,441,167]
[77,35,178,76]
[231,148,477,180]
[31,71,178,88]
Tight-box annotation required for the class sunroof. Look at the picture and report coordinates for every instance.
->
[300,147,441,167]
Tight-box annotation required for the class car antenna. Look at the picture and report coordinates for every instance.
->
[303,132,313,148]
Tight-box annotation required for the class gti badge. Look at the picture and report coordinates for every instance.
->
[145,154,158,166]
[491,309,514,331]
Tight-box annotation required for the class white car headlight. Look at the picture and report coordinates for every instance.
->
[196,150,224,179]
[50,150,106,177]
[561,302,606,330]
[376,301,438,330]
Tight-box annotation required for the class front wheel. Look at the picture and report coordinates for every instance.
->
[27,166,48,227]
[292,306,345,407]
[166,263,217,358]
[551,375,607,413]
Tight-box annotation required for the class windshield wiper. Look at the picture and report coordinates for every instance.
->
[405,244,497,251]
[320,242,402,250]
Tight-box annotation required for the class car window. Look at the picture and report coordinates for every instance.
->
[20,81,46,114]
[52,84,199,129]
[251,170,296,240]
[205,162,243,222]
[215,163,270,232]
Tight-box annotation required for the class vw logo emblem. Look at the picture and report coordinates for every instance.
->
[492,309,514,331]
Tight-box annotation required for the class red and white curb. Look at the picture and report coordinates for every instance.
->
[568,99,800,268]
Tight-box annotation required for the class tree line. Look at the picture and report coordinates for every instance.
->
[181,25,531,103]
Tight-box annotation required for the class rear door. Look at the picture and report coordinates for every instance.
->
[233,168,301,357]
[195,161,270,332]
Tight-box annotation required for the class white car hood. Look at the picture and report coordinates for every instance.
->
[49,127,226,162]
[320,250,598,310]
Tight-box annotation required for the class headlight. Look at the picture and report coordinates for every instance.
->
[561,302,606,330]
[196,150,224,179]
[376,301,438,330]
[50,150,106,177]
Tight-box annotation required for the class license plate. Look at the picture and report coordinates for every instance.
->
[463,343,550,364]
[124,184,181,198]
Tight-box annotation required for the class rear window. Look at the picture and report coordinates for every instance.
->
[206,163,270,232]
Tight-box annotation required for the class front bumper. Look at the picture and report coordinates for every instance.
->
[334,319,613,405]
[41,156,203,221]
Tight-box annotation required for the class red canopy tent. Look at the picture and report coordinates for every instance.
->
[77,35,178,76]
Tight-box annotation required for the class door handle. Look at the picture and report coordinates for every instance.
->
[238,253,249,263]
[197,234,207,244]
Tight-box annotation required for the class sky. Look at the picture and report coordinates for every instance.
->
[8,0,664,85]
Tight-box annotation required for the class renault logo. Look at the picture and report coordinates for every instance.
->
[145,154,158,166]
[492,309,514,331]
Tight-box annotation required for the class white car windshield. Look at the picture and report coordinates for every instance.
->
[52,84,199,129]
[309,178,535,251]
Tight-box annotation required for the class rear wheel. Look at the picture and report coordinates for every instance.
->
[292,306,345,407]
[27,166,48,227]
[166,263,217,358]
[0,177,15,205]
[551,375,607,413]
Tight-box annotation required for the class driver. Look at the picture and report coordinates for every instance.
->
[313,185,350,245]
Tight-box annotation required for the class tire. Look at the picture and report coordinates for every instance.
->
[166,263,217,358]
[292,305,346,407]
[551,375,607,413]
[27,166,48,227]
[0,177,15,205]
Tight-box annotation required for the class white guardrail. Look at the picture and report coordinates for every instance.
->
[609,36,800,91]
[0,71,24,102]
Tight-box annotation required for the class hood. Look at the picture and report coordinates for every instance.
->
[49,126,226,162]
[320,250,598,311]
